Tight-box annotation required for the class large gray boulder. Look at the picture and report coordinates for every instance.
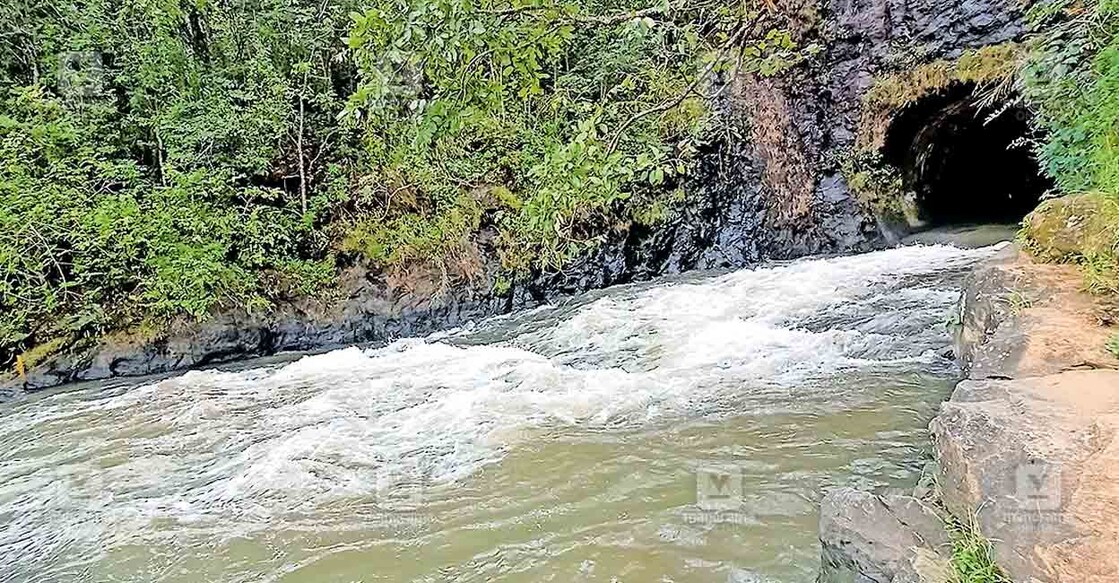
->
[818,488,953,583]
[933,249,1119,582]
[931,371,1119,583]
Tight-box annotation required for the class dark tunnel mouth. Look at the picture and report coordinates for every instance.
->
[882,82,1050,228]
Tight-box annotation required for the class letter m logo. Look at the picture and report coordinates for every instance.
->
[696,466,743,511]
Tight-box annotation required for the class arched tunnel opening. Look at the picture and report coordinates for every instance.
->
[882,83,1051,227]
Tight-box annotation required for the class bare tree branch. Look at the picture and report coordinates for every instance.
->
[573,5,669,25]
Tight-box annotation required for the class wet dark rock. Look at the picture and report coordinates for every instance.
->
[823,0,1027,151]
[950,246,1019,377]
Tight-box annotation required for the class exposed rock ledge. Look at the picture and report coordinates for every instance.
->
[820,247,1119,582]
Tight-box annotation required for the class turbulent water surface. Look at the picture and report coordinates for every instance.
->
[0,244,1004,583]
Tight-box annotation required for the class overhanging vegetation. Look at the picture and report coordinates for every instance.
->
[0,0,815,368]
[1019,0,1119,296]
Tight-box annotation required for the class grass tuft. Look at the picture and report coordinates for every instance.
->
[948,518,1011,583]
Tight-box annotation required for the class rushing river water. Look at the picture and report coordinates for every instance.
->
[0,243,1004,583]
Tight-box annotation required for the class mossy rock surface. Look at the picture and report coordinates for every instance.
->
[1022,194,1118,260]
[1021,193,1119,294]
[858,43,1022,151]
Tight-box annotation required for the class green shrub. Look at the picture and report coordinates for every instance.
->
[0,0,814,370]
[1020,0,1119,295]
[839,149,914,223]
[1023,0,1119,197]
[948,519,1011,583]
[0,0,351,365]
[342,196,483,270]
[1107,333,1119,357]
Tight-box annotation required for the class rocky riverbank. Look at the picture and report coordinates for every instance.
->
[819,246,1119,582]
[0,161,880,391]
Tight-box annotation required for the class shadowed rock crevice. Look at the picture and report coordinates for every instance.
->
[884,83,1049,226]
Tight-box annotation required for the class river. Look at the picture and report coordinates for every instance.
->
[0,243,1004,582]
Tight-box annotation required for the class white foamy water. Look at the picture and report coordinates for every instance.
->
[0,244,1003,583]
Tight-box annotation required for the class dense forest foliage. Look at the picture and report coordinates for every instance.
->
[1020,0,1119,296]
[0,0,814,367]
[1025,0,1119,197]
[2,0,1117,371]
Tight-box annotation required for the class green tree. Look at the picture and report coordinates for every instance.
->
[0,0,812,369]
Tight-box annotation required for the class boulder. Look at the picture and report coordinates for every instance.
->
[934,249,1119,582]
[818,488,953,583]
[931,370,1119,583]
[952,251,1119,380]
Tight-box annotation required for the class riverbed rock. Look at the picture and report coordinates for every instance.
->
[818,488,953,583]
[952,249,1119,380]
[931,371,1119,583]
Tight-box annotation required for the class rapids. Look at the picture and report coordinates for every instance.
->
[0,243,1005,582]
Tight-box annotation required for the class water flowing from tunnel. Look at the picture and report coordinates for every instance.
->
[0,243,1005,583]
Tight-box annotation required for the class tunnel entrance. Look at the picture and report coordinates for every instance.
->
[883,83,1050,227]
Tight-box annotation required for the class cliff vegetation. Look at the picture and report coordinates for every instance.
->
[1020,0,1119,297]
[0,0,813,370]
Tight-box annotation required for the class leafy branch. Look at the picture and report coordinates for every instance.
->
[608,21,748,153]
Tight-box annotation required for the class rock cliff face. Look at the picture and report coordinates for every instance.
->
[823,0,1026,144]
[6,0,1030,390]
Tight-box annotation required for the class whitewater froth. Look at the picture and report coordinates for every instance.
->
[0,243,1003,581]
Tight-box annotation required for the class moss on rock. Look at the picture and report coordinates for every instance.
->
[839,150,920,227]
[1020,192,1119,295]
[859,43,1022,151]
